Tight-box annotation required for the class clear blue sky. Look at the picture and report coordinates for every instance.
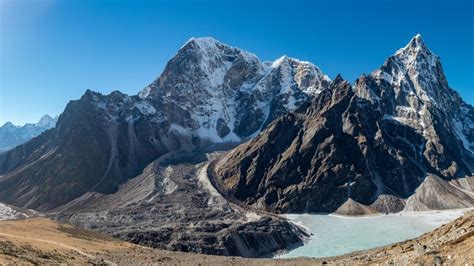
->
[1,0,473,125]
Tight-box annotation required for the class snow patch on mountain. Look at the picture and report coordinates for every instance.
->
[372,34,441,105]
[0,115,58,151]
[139,37,331,143]
[0,203,22,221]
[452,105,474,154]
[134,101,157,115]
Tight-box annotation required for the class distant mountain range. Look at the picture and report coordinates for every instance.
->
[0,34,472,257]
[0,115,57,152]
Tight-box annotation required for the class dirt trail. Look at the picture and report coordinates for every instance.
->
[0,212,473,265]
[0,232,101,262]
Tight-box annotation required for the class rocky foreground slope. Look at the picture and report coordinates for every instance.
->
[1,211,472,265]
[0,36,334,257]
[53,150,308,257]
[212,35,474,214]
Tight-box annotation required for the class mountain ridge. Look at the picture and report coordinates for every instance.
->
[211,34,474,213]
[0,115,58,152]
[1,34,472,212]
[0,34,472,257]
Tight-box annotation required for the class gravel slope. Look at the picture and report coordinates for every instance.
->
[1,211,472,265]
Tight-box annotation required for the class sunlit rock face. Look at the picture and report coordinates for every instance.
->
[357,34,474,177]
[0,37,330,211]
[141,37,330,143]
[212,35,474,213]
[0,35,472,215]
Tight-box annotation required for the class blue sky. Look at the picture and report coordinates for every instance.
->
[1,0,473,125]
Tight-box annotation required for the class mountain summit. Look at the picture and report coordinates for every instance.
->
[396,34,428,54]
[140,37,330,142]
[36,115,56,128]
[212,35,474,213]
[0,115,57,152]
[0,34,472,257]
[0,37,331,210]
[0,35,472,214]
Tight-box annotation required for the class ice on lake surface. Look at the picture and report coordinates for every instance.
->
[276,209,469,258]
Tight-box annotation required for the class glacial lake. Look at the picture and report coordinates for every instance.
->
[276,209,469,258]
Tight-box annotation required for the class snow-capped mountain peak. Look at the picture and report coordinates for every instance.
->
[395,33,429,55]
[183,36,262,66]
[366,34,444,108]
[0,115,58,151]
[354,34,474,175]
[139,37,331,142]
[36,114,56,128]
[266,55,331,97]
[2,122,17,129]
[271,55,290,68]
[393,34,439,76]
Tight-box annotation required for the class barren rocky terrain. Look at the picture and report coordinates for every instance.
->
[1,211,472,265]
[52,150,308,257]
[0,35,472,261]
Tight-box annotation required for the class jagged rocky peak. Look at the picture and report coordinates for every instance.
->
[360,34,444,107]
[1,122,16,129]
[72,89,162,125]
[211,35,473,214]
[138,37,331,142]
[355,33,474,175]
[139,37,265,99]
[0,114,58,151]
[36,114,56,128]
[396,33,429,55]
[270,55,331,96]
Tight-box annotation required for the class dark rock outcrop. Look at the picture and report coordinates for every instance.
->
[0,37,330,212]
[0,92,189,210]
[211,35,474,214]
[54,152,308,257]
[370,194,406,213]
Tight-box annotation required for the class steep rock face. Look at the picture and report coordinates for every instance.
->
[0,37,330,212]
[356,34,474,177]
[54,152,308,257]
[212,77,382,212]
[141,37,330,142]
[0,91,190,210]
[0,115,57,152]
[211,35,474,213]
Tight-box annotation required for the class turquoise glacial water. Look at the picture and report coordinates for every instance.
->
[277,210,466,258]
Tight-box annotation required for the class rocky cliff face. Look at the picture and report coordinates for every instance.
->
[54,152,309,257]
[356,34,473,178]
[141,37,330,142]
[0,38,330,212]
[0,115,57,152]
[0,92,189,210]
[0,34,472,257]
[211,35,474,213]
[0,35,472,218]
